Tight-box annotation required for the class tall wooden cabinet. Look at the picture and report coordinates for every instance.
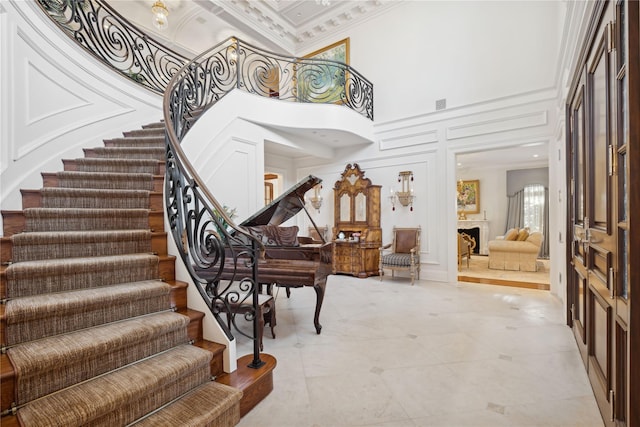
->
[331,163,381,277]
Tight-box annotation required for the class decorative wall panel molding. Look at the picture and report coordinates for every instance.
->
[378,126,438,151]
[13,29,135,160]
[446,110,548,141]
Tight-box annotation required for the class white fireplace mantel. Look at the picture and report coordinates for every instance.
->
[457,220,490,255]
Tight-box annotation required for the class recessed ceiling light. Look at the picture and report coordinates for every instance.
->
[457,162,462,166]
[533,154,539,158]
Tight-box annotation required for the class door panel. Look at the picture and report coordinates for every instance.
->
[566,1,634,424]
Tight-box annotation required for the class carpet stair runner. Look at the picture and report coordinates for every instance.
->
[0,122,243,426]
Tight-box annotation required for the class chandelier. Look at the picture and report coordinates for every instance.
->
[151,1,169,30]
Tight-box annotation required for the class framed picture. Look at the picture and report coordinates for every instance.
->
[299,38,350,103]
[457,179,480,215]
[304,37,350,64]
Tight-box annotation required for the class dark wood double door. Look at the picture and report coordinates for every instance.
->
[566,1,638,425]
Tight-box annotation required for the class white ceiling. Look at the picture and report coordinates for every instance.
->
[107,0,550,168]
[456,141,549,172]
[108,0,399,56]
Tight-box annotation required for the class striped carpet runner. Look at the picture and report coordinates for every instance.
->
[1,122,241,426]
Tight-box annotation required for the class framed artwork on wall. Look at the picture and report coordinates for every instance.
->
[457,179,480,217]
[304,37,350,64]
[299,38,350,104]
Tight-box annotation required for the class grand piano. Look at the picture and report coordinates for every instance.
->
[221,175,333,334]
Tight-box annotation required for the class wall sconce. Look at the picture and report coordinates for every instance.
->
[307,184,323,213]
[151,1,169,30]
[389,171,415,211]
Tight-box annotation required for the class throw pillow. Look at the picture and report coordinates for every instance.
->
[516,228,530,241]
[504,228,518,241]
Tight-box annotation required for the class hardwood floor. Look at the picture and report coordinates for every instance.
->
[458,254,550,290]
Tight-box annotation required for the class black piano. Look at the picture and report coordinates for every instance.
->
[222,175,333,334]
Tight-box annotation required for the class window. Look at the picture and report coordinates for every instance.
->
[523,184,545,233]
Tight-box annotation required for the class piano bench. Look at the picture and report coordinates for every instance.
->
[218,293,276,351]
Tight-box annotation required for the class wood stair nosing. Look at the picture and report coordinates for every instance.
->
[217,353,277,418]
[19,189,163,211]
[41,172,164,193]
[1,210,164,237]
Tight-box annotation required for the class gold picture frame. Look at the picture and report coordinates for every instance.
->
[304,37,350,64]
[299,38,350,104]
[457,180,480,215]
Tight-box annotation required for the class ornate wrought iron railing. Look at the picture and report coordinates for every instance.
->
[36,0,374,368]
[35,0,188,94]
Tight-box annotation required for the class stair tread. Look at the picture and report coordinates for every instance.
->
[2,119,235,426]
[15,344,212,426]
[129,380,241,427]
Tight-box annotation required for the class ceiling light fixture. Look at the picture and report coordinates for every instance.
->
[151,0,169,30]
[315,0,331,6]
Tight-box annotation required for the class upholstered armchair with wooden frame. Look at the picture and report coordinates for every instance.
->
[379,227,421,285]
[458,232,475,270]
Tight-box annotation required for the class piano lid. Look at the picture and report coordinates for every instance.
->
[240,175,322,227]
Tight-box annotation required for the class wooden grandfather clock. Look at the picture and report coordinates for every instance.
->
[332,163,381,277]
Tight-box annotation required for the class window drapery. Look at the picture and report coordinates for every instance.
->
[505,185,549,258]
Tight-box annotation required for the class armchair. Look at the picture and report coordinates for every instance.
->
[379,227,421,285]
[458,232,475,270]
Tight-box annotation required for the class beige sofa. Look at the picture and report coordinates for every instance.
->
[488,229,543,272]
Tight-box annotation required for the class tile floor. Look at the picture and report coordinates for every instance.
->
[234,274,603,427]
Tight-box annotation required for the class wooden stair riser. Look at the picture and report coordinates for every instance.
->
[1,210,164,237]
[20,189,163,211]
[41,173,164,192]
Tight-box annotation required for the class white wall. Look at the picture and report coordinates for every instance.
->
[300,1,562,123]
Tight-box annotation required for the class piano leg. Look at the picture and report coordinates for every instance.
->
[312,281,326,334]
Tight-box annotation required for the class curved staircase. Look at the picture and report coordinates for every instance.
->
[0,122,246,426]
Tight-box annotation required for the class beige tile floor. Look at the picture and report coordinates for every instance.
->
[234,274,603,427]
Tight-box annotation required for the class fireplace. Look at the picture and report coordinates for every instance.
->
[458,227,480,254]
[457,220,489,255]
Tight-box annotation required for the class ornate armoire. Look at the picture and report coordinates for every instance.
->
[331,163,381,277]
